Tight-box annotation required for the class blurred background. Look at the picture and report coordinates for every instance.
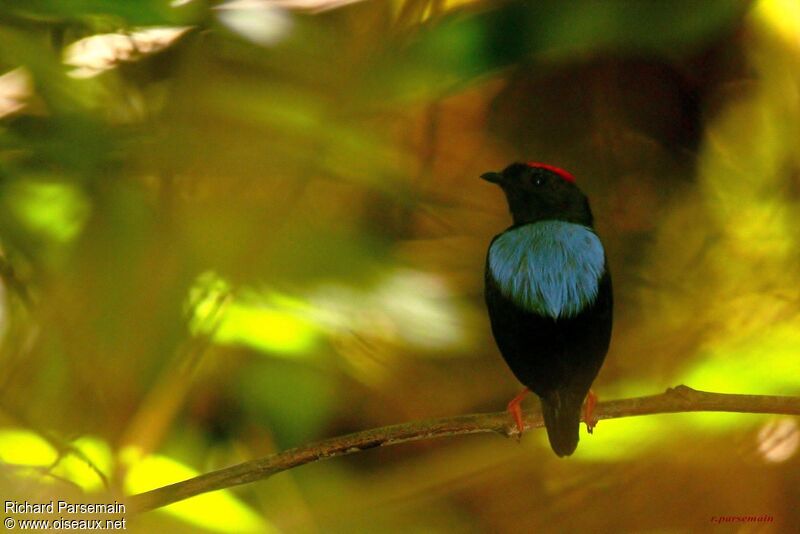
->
[1,0,799,531]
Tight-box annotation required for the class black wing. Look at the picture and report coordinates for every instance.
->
[484,252,613,400]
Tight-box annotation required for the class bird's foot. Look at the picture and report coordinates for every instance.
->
[583,389,598,434]
[506,388,530,440]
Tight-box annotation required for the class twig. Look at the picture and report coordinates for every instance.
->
[126,385,800,513]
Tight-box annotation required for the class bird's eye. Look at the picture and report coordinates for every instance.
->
[533,176,545,186]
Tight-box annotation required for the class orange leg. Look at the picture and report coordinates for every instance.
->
[506,388,530,437]
[583,389,598,434]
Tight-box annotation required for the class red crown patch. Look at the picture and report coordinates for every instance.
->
[526,162,575,183]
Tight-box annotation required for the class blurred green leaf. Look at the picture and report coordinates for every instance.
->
[212,294,321,355]
[0,179,90,244]
[188,272,321,355]
[683,324,800,395]
[51,436,112,492]
[371,0,749,98]
[0,0,199,26]
[123,451,272,533]
[0,428,58,466]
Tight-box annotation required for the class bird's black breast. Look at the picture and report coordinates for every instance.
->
[484,258,612,399]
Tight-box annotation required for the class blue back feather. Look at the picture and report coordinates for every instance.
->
[488,221,605,319]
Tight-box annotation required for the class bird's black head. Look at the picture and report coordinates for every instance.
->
[481,162,594,227]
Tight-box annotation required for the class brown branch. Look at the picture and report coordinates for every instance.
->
[126,385,800,514]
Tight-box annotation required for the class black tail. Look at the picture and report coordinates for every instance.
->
[540,392,583,457]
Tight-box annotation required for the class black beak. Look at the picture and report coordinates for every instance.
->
[480,171,503,184]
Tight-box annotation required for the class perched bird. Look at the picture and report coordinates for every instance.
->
[481,162,613,457]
